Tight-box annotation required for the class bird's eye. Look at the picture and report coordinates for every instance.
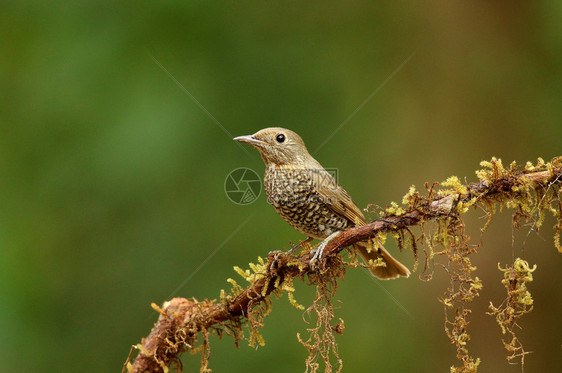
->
[276,134,286,143]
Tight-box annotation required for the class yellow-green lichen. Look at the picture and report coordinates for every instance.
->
[234,256,268,284]
[385,201,406,216]
[402,185,419,206]
[439,176,469,197]
[524,157,545,172]
[487,258,536,366]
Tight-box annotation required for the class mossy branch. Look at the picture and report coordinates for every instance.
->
[126,158,562,373]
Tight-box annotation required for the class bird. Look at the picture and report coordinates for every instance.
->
[233,127,410,279]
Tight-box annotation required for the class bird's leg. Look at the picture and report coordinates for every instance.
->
[310,231,341,267]
[267,250,282,272]
[267,237,314,272]
[288,237,314,254]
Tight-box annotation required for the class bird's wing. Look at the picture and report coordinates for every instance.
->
[313,168,367,226]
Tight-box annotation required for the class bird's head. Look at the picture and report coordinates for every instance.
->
[234,127,311,166]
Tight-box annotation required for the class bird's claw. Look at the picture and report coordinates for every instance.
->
[309,232,340,268]
[288,237,314,254]
[309,243,326,267]
[267,250,284,272]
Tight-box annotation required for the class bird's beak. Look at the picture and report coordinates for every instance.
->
[233,134,266,147]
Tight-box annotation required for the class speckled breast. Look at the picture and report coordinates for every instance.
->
[264,165,351,239]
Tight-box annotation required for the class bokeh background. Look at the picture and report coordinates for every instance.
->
[1,1,561,372]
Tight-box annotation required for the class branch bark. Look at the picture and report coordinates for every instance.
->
[127,163,562,373]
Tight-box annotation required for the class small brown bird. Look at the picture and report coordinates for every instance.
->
[234,127,409,279]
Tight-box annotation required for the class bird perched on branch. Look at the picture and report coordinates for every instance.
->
[234,127,409,279]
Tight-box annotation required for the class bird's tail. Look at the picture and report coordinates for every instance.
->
[353,241,410,280]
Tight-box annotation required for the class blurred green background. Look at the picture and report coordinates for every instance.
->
[1,1,561,372]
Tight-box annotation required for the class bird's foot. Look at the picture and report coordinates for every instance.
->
[309,232,340,268]
[288,237,314,254]
[267,250,284,272]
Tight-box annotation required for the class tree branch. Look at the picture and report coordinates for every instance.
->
[127,160,562,373]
